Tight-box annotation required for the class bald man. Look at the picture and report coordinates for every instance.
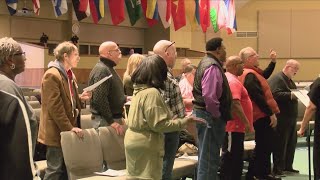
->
[220,56,253,180]
[153,40,185,180]
[88,41,126,135]
[268,59,300,176]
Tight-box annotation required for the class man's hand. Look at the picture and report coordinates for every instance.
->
[71,127,84,138]
[110,122,125,136]
[80,91,92,101]
[269,114,277,128]
[297,128,305,137]
[269,49,277,63]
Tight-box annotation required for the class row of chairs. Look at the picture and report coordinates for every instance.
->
[61,127,198,180]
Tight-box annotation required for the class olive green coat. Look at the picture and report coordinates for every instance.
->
[124,85,188,180]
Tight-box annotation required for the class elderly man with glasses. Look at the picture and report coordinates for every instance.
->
[88,41,127,135]
[239,47,281,180]
[268,59,301,176]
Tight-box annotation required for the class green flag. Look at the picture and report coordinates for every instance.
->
[210,8,219,33]
[125,0,143,26]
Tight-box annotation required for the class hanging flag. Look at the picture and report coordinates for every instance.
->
[79,0,89,12]
[146,0,157,19]
[99,0,104,18]
[72,0,89,21]
[52,0,68,17]
[125,0,142,26]
[185,0,198,30]
[108,0,125,25]
[152,2,159,20]
[195,0,200,24]
[158,0,171,28]
[89,0,103,24]
[32,0,40,15]
[6,0,17,16]
[171,0,186,31]
[141,0,158,27]
[199,0,210,32]
[209,0,219,32]
[224,0,237,34]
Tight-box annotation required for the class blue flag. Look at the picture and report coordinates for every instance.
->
[6,0,18,15]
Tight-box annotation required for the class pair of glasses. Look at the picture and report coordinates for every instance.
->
[165,41,175,52]
[109,48,120,53]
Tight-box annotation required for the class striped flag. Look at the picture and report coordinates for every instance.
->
[6,0,18,15]
[108,0,125,25]
[224,0,237,34]
[171,0,186,31]
[32,0,40,15]
[158,0,171,29]
[141,0,158,27]
[89,0,103,24]
[72,0,89,21]
[125,0,143,26]
[52,0,68,17]
[146,0,157,19]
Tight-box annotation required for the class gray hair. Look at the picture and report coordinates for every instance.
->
[0,37,21,66]
[54,41,78,61]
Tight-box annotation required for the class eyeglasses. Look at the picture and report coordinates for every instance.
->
[165,41,175,52]
[13,52,26,58]
[109,48,121,53]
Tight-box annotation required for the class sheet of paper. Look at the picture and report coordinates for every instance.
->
[178,155,198,161]
[292,89,310,107]
[94,169,126,177]
[83,75,112,92]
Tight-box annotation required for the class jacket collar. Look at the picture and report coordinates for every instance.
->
[100,57,116,67]
[206,53,223,67]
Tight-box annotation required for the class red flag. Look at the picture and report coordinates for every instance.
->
[171,0,186,31]
[108,0,125,25]
[141,0,158,27]
[199,0,210,32]
[89,0,99,24]
[79,0,88,12]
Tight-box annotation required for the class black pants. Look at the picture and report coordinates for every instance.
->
[220,132,245,180]
[273,117,297,172]
[247,117,275,178]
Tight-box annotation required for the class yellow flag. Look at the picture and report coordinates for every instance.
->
[146,0,157,19]
[99,0,104,18]
[185,0,197,30]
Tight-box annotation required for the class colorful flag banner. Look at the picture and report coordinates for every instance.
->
[125,0,143,26]
[52,0,68,17]
[6,0,18,16]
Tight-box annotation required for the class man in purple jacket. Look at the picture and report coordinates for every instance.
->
[192,37,232,179]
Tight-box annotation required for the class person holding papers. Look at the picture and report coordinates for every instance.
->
[298,77,320,180]
[38,41,91,180]
[88,41,126,135]
[268,59,300,176]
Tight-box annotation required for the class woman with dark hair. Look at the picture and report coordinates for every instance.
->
[124,55,203,179]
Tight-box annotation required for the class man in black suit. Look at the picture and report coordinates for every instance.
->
[268,59,301,176]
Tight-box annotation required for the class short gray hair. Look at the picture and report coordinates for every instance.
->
[0,37,20,66]
[54,41,78,61]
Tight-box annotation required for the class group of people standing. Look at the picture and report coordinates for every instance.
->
[1,35,320,180]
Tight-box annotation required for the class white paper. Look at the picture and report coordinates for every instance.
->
[178,155,198,161]
[83,75,112,92]
[94,169,126,177]
[292,89,310,107]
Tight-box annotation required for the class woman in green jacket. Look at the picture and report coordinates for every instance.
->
[124,55,202,180]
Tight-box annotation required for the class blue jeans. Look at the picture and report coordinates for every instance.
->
[162,131,180,180]
[194,109,226,180]
[44,146,68,180]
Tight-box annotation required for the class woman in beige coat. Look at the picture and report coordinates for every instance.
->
[124,55,203,180]
[38,41,90,180]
